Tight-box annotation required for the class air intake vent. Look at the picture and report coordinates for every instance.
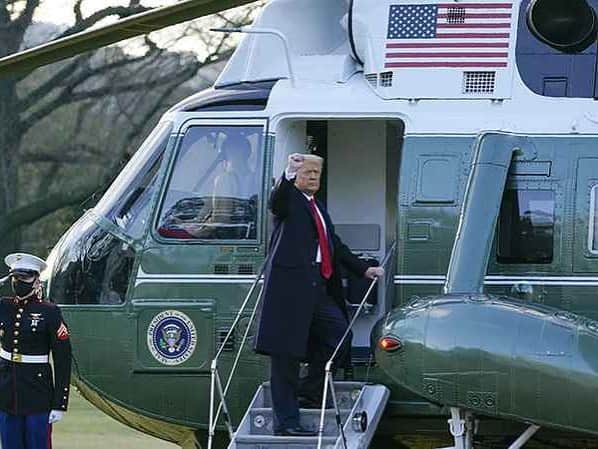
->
[238,264,254,275]
[446,7,466,24]
[217,327,235,352]
[380,71,394,87]
[365,73,378,88]
[214,264,230,275]
[463,71,496,94]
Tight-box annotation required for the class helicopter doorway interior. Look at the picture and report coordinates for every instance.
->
[273,118,403,363]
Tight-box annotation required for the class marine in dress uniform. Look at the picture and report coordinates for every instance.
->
[0,253,72,449]
[255,154,384,437]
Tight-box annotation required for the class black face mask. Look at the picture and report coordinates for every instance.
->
[11,279,34,298]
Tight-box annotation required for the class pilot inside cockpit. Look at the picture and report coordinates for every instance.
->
[212,134,258,206]
[157,127,262,241]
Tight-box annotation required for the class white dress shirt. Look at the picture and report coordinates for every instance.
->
[284,170,328,262]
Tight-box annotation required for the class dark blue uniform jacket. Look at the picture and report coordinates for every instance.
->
[255,175,368,359]
[0,297,72,415]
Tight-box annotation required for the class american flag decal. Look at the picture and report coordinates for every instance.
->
[57,322,69,341]
[386,3,513,69]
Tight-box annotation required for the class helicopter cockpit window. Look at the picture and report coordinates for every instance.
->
[157,125,264,241]
[95,122,172,240]
[497,190,555,264]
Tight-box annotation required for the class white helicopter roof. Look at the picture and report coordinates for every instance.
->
[218,0,520,99]
[174,0,598,137]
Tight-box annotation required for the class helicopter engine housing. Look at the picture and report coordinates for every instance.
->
[526,0,598,53]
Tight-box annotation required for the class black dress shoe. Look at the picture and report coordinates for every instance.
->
[274,426,318,437]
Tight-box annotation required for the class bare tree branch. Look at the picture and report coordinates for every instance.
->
[15,0,39,26]
[10,0,40,45]
[57,4,149,38]
[22,153,104,165]
[21,143,105,164]
[73,0,84,22]
[34,162,60,197]
[67,64,198,102]
[124,77,192,144]
[18,56,89,113]
[0,1,10,28]
[0,182,104,236]
[19,48,155,112]
[20,55,202,129]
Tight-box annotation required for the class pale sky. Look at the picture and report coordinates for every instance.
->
[30,0,256,56]
[35,0,178,26]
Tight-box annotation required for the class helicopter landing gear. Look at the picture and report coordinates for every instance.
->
[506,424,541,449]
[437,407,542,449]
[438,407,476,449]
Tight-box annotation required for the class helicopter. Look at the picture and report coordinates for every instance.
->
[3,0,598,448]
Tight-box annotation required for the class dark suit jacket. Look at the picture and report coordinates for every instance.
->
[254,175,368,359]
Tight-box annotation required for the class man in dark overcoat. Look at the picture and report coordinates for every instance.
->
[255,153,384,436]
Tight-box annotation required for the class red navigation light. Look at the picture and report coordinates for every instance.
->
[378,336,402,352]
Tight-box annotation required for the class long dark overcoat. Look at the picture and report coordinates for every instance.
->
[254,175,368,359]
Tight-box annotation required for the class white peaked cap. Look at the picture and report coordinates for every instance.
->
[4,253,47,274]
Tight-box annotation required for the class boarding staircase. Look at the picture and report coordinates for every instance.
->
[229,382,389,449]
[207,243,397,449]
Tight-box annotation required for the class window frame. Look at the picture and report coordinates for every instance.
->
[496,188,557,265]
[95,121,173,224]
[47,212,134,309]
[152,117,269,246]
[587,184,598,255]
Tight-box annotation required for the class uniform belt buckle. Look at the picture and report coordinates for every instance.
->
[11,353,22,363]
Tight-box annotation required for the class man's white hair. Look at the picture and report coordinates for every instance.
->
[301,154,324,166]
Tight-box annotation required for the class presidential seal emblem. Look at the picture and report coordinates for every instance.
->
[147,310,197,366]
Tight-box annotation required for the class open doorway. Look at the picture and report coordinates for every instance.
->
[273,118,404,362]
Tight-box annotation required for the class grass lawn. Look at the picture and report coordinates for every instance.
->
[51,391,178,449]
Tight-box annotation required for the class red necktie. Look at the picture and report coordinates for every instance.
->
[308,199,333,279]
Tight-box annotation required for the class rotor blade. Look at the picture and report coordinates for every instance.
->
[0,0,256,76]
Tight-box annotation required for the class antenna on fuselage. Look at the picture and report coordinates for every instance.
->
[210,26,295,87]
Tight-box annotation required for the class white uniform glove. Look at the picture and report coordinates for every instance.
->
[49,410,65,424]
[284,153,304,179]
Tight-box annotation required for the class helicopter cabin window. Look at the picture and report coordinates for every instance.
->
[497,190,555,264]
[157,125,264,241]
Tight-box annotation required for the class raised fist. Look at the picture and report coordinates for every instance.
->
[286,153,305,178]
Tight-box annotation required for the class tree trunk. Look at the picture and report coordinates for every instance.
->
[0,76,23,260]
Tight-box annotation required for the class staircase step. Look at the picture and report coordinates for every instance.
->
[233,434,337,449]
[248,407,352,436]
[259,382,364,410]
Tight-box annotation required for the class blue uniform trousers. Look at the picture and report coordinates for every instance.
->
[270,268,350,431]
[0,412,51,449]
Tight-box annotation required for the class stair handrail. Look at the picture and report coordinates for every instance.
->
[207,249,274,449]
[317,240,397,449]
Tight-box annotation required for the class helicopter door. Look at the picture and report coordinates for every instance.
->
[273,118,402,365]
[132,119,268,378]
